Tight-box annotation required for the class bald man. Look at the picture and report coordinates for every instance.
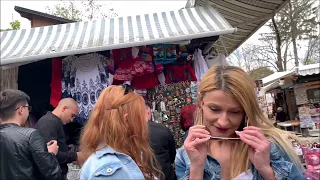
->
[35,98,82,179]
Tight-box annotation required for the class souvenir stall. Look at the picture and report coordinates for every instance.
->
[255,80,268,118]
[294,80,320,133]
[0,6,236,149]
[56,42,213,148]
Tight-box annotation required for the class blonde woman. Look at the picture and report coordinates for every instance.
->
[80,85,162,180]
[175,66,305,179]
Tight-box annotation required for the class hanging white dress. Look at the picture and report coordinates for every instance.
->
[61,53,110,124]
[194,48,209,82]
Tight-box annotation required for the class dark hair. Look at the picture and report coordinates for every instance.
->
[145,101,152,109]
[0,89,30,121]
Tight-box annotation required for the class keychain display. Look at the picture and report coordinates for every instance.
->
[147,81,192,148]
[298,140,320,179]
[190,81,199,104]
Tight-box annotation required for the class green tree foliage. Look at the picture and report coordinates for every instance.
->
[45,0,82,21]
[0,20,21,32]
[249,67,274,81]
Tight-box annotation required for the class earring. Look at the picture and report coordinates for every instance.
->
[245,117,249,127]
[197,107,203,125]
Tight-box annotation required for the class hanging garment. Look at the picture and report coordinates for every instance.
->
[100,50,114,75]
[165,64,197,84]
[50,57,62,108]
[0,67,19,91]
[131,72,159,89]
[141,46,154,73]
[153,44,177,64]
[158,73,166,87]
[113,47,153,82]
[113,57,152,81]
[141,46,153,62]
[177,45,194,63]
[194,49,209,82]
[112,48,132,69]
[206,53,229,67]
[62,53,110,125]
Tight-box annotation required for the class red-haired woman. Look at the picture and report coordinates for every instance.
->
[79,85,162,180]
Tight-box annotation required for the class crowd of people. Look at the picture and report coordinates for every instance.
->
[0,65,306,180]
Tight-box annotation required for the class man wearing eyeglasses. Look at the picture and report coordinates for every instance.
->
[0,89,63,180]
[35,98,85,179]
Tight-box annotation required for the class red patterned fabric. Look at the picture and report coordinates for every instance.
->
[113,57,137,81]
[50,57,62,107]
[165,64,197,84]
[112,48,131,69]
[154,64,164,75]
[131,72,159,89]
[132,60,153,76]
[113,46,153,81]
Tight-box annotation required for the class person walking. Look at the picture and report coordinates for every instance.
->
[0,89,63,180]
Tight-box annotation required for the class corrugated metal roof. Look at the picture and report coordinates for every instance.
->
[193,0,289,57]
[0,6,235,66]
[262,70,295,85]
[262,63,320,86]
[298,63,320,76]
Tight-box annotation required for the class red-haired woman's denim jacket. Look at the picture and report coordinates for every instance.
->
[80,146,144,180]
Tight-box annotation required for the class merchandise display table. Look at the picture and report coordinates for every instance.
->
[277,120,301,132]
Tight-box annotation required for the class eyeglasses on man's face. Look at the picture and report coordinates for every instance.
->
[15,105,32,112]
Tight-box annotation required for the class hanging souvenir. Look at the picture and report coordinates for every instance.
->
[191,81,200,104]
[146,81,194,148]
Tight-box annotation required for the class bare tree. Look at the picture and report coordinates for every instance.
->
[228,44,274,80]
[271,0,318,69]
[45,0,82,21]
[271,17,284,72]
[257,33,294,72]
[253,0,319,72]
[229,44,265,72]
[303,38,320,64]
[45,0,118,21]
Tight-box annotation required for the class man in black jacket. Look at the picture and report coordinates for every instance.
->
[146,103,177,180]
[0,89,62,180]
[35,98,85,178]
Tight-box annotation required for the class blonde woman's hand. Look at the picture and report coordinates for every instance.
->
[184,125,211,168]
[236,126,275,179]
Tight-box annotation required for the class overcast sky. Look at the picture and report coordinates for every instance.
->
[1,1,187,29]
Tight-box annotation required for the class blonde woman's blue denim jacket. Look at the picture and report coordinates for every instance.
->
[175,142,306,180]
[80,146,144,180]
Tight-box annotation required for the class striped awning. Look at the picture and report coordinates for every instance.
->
[0,6,235,66]
[192,0,289,58]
